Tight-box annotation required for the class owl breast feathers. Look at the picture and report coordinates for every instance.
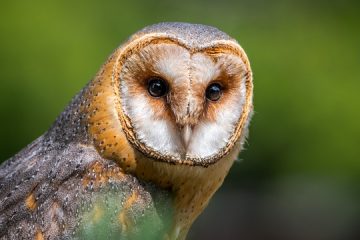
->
[0,22,253,240]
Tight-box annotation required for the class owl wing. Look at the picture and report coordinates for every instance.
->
[0,137,172,240]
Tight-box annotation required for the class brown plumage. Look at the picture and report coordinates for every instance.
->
[0,22,253,240]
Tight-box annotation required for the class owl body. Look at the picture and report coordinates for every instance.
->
[0,22,253,239]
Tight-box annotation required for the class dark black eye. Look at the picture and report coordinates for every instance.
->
[147,77,168,97]
[206,83,222,101]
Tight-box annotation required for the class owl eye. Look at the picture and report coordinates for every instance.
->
[206,83,222,101]
[147,77,168,97]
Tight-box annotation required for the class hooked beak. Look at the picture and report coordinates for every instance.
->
[180,125,192,149]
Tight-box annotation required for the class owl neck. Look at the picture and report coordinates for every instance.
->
[134,146,240,240]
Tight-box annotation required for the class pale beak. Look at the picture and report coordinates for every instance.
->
[181,125,192,149]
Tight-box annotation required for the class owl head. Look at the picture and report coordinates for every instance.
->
[86,22,253,169]
[110,22,253,167]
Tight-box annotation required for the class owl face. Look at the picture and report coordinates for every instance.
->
[117,34,252,166]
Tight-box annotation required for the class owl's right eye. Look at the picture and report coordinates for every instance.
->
[147,77,168,97]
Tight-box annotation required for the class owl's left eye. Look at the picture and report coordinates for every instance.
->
[147,77,168,97]
[206,83,223,101]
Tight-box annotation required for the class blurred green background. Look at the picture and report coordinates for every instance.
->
[0,0,359,239]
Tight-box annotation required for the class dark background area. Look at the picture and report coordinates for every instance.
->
[1,0,359,239]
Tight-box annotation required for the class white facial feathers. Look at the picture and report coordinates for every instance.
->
[186,54,247,158]
[120,43,247,161]
[121,93,184,157]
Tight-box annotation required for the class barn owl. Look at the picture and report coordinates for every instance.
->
[0,22,253,240]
